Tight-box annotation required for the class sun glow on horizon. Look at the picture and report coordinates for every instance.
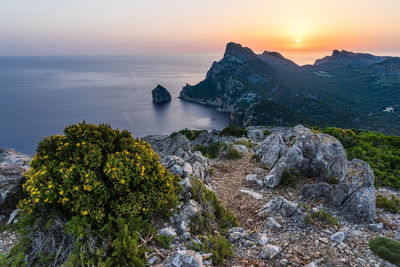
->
[1,0,400,55]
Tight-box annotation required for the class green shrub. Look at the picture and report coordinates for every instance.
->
[376,195,400,214]
[156,233,175,249]
[279,169,298,188]
[322,127,400,189]
[189,178,238,235]
[65,215,153,266]
[219,126,247,137]
[328,175,340,184]
[192,142,222,159]
[170,128,207,141]
[190,235,233,265]
[263,130,271,136]
[19,122,180,223]
[310,209,340,227]
[251,154,262,163]
[225,146,242,160]
[369,237,400,265]
[233,139,254,149]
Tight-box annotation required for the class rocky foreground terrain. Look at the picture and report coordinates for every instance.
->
[1,126,400,266]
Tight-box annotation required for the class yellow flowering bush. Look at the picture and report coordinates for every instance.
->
[19,122,180,222]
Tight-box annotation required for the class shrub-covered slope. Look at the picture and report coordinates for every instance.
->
[180,42,400,134]
[321,127,400,189]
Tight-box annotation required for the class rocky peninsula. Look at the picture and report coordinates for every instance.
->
[179,42,400,135]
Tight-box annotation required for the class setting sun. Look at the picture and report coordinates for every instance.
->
[296,38,301,43]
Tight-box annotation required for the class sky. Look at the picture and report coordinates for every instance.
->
[1,0,400,56]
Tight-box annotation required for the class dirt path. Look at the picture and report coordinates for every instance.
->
[209,153,265,230]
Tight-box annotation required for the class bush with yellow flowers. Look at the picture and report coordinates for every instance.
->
[19,122,180,222]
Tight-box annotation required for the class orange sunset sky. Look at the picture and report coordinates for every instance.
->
[1,0,400,55]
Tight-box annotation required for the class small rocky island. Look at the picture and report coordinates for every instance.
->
[152,84,171,103]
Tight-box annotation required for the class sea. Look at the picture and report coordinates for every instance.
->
[1,50,399,154]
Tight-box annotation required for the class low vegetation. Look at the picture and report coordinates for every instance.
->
[328,175,340,185]
[278,169,298,188]
[263,129,271,136]
[189,177,238,235]
[192,142,222,159]
[190,235,233,265]
[376,195,400,214]
[369,237,400,265]
[170,128,207,141]
[303,206,340,228]
[322,127,400,189]
[219,126,247,137]
[233,139,254,149]
[156,233,175,249]
[193,142,242,160]
[310,209,340,227]
[223,144,242,160]
[4,122,181,266]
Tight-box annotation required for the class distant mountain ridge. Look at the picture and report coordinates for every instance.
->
[314,49,389,67]
[180,42,400,134]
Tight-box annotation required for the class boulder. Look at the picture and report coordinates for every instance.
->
[265,217,282,230]
[251,125,376,224]
[173,200,202,223]
[0,149,32,215]
[247,128,266,142]
[341,187,376,223]
[164,250,204,267]
[258,234,269,246]
[332,159,376,223]
[152,84,171,103]
[301,182,333,203]
[255,133,286,169]
[368,223,384,232]
[330,231,345,243]
[253,125,348,187]
[259,244,281,259]
[143,134,191,160]
[258,197,307,225]
[340,159,374,195]
[144,133,211,182]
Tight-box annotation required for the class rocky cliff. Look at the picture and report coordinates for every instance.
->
[179,42,400,135]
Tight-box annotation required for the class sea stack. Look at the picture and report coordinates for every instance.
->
[152,84,171,103]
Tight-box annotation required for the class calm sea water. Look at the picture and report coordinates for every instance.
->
[0,53,228,154]
[2,50,399,154]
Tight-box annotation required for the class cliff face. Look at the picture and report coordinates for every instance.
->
[179,42,400,135]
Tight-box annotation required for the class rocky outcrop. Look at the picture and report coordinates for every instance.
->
[249,125,376,223]
[143,133,211,240]
[162,250,204,267]
[144,133,210,183]
[0,149,32,218]
[253,125,348,186]
[301,182,333,203]
[258,197,308,226]
[152,84,171,103]
[144,133,191,160]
